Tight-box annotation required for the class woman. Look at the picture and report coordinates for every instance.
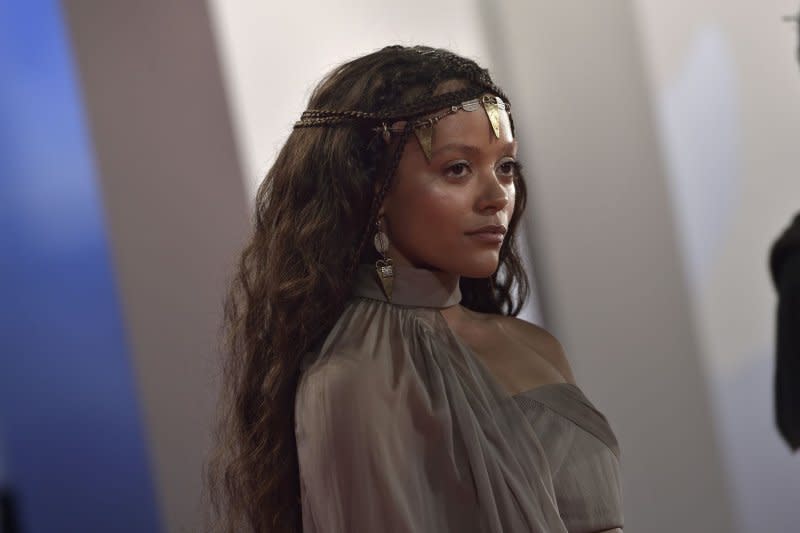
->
[206,45,624,533]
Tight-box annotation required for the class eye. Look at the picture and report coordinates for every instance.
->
[445,161,471,179]
[497,159,520,177]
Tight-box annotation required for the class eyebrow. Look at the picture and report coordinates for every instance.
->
[430,140,518,158]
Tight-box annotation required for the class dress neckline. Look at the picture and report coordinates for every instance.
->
[352,264,584,400]
[351,263,462,309]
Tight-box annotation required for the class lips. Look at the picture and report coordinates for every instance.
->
[465,224,507,236]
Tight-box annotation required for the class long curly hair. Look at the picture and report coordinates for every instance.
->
[204,44,532,532]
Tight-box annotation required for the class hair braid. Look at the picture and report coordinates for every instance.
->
[346,119,413,280]
[346,57,468,280]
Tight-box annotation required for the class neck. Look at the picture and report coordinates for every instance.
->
[351,262,463,309]
[423,267,460,297]
[387,252,461,293]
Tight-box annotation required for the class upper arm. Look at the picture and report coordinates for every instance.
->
[295,360,413,529]
[502,317,578,386]
[294,358,467,532]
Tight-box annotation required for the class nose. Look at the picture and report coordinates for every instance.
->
[477,171,510,213]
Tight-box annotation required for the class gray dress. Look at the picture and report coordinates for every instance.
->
[295,264,624,532]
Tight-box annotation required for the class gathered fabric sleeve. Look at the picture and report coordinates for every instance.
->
[294,354,482,533]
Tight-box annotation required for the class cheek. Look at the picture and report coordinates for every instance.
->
[410,187,465,232]
[390,183,469,246]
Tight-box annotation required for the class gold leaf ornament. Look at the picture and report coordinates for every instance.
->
[482,95,502,139]
[413,123,434,161]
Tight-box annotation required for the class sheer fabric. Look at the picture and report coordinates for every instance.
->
[514,384,623,532]
[294,264,624,532]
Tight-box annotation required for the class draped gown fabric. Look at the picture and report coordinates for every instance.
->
[294,264,624,532]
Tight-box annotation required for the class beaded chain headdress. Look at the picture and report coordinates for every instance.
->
[296,93,511,162]
[291,46,515,299]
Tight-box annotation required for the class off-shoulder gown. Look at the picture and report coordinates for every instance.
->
[294,263,624,532]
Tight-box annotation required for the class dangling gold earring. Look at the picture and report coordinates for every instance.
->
[374,216,394,301]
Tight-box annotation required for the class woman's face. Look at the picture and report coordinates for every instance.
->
[380,95,517,278]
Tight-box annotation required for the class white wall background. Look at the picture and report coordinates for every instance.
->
[634,1,800,531]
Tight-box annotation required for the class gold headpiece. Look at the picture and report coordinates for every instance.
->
[293,90,512,162]
[373,95,510,161]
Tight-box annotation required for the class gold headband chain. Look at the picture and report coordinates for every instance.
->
[294,94,512,161]
[374,95,510,160]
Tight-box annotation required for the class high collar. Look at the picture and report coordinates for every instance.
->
[351,263,462,309]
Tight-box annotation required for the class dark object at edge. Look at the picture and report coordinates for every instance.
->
[769,210,800,452]
[1,487,20,533]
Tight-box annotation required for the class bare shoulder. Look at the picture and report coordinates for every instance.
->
[495,315,578,386]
